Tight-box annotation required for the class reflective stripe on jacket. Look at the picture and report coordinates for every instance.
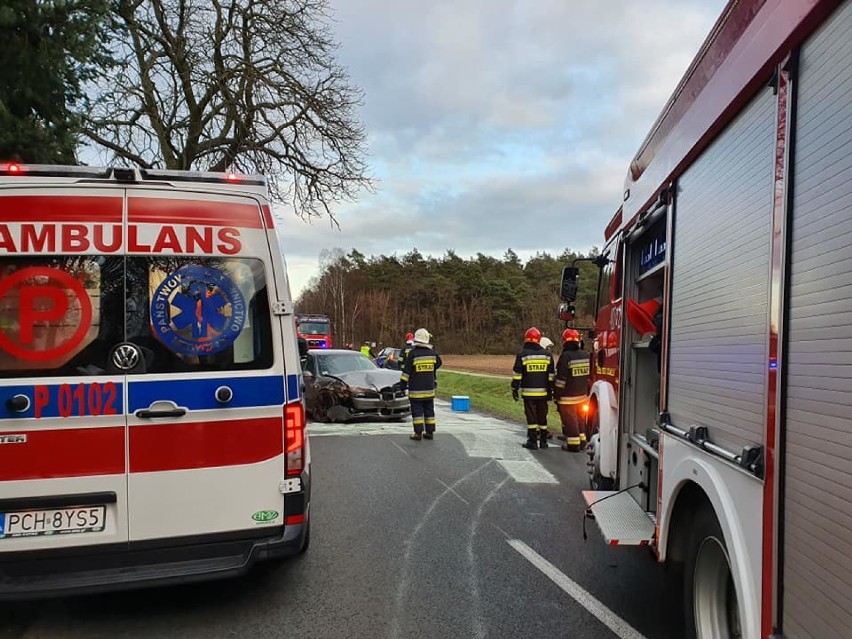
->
[554,346,590,401]
[401,346,442,399]
[512,342,555,399]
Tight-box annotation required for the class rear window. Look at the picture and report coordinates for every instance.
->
[0,256,273,377]
[0,256,123,377]
[128,257,273,373]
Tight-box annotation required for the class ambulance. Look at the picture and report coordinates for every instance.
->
[0,164,310,598]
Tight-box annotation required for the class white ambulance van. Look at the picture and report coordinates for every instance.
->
[0,164,310,598]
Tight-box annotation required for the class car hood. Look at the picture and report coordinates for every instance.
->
[331,369,401,389]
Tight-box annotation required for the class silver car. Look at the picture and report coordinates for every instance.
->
[302,349,410,422]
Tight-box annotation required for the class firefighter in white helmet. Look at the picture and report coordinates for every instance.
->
[398,328,442,440]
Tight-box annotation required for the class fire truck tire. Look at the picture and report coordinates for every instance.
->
[587,407,614,491]
[683,505,741,639]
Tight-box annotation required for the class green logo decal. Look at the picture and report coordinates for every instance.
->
[251,510,279,523]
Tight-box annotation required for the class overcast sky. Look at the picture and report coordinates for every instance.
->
[277,0,727,297]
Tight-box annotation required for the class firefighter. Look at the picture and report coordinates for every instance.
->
[554,328,591,452]
[360,341,372,358]
[398,328,442,440]
[511,327,555,450]
[399,332,415,370]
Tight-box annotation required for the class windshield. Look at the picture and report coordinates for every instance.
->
[298,321,330,335]
[315,352,376,375]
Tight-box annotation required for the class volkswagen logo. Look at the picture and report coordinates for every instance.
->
[112,343,140,371]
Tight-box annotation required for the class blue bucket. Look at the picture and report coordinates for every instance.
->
[451,396,470,412]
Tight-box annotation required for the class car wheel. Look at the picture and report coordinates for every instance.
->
[313,390,339,423]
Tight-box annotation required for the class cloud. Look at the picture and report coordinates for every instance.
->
[281,0,725,297]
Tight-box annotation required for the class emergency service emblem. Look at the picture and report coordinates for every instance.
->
[151,264,246,356]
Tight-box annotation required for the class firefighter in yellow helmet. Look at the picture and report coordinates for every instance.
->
[554,328,591,452]
[511,327,555,450]
[398,328,442,440]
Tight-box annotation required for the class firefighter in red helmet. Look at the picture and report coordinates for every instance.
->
[401,331,415,366]
[554,328,591,452]
[512,326,555,450]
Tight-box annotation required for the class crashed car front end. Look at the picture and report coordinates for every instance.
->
[348,383,410,418]
[310,377,411,422]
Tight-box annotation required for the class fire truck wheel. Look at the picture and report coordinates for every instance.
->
[683,505,742,639]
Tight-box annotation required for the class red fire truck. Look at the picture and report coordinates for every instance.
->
[295,313,333,349]
[569,1,852,637]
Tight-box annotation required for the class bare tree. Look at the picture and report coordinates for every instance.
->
[84,0,371,219]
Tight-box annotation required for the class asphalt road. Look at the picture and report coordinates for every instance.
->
[2,403,681,639]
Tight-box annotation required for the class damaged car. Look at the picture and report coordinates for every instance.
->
[302,349,410,422]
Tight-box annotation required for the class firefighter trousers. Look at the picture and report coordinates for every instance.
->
[523,397,549,431]
[558,403,585,450]
[410,398,436,434]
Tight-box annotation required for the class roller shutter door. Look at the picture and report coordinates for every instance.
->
[667,86,775,451]
[783,2,852,637]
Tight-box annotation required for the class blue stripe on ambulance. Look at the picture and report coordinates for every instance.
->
[287,374,301,402]
[128,375,285,412]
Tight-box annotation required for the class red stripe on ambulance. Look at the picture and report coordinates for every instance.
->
[0,196,123,223]
[129,417,283,473]
[128,198,263,229]
[0,426,125,481]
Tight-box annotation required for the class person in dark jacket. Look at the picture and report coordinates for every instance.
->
[398,332,415,370]
[554,328,591,452]
[511,326,555,450]
[398,328,442,440]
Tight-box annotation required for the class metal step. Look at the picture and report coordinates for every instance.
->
[583,490,656,546]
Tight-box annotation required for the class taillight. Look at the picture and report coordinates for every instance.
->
[285,402,305,477]
[582,403,590,414]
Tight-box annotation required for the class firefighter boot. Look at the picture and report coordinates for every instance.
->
[522,428,538,450]
[539,428,549,448]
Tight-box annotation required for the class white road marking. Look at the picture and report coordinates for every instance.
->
[467,476,510,639]
[436,478,470,505]
[390,440,410,457]
[391,459,493,639]
[497,460,559,484]
[508,539,647,639]
[309,400,560,485]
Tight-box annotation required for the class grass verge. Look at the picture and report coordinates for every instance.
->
[436,370,561,432]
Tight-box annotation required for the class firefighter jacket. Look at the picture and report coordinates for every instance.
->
[554,345,591,404]
[360,344,372,358]
[399,343,414,370]
[512,342,555,399]
[400,346,442,400]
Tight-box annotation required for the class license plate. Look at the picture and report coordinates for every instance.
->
[0,506,106,539]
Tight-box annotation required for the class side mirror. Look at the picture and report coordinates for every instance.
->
[558,302,575,322]
[560,266,579,302]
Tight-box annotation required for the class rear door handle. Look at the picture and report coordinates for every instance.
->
[134,400,187,419]
[135,408,186,419]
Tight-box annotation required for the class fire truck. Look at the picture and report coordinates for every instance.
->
[295,313,332,349]
[567,1,852,637]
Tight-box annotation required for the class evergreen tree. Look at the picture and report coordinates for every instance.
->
[0,0,112,163]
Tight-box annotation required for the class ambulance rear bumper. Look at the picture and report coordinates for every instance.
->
[0,509,309,601]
